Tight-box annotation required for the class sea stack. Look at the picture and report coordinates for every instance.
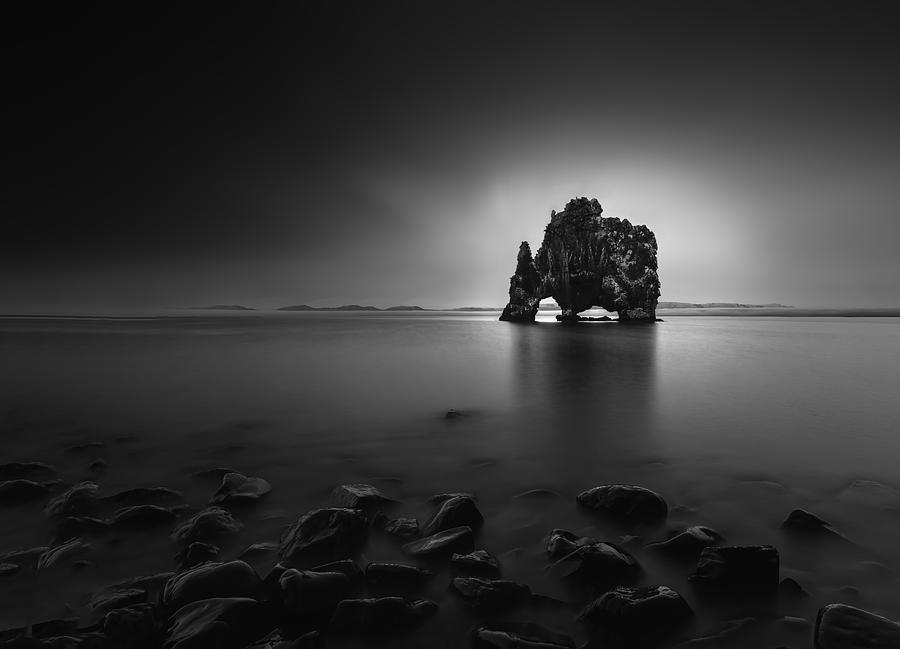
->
[499,198,660,323]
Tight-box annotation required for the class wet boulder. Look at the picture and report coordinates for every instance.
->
[576,485,667,525]
[171,507,243,544]
[278,508,368,566]
[164,597,274,649]
[329,597,437,632]
[90,587,148,613]
[210,473,272,505]
[550,542,640,585]
[401,526,474,558]
[544,529,597,559]
[0,479,50,505]
[645,526,724,559]
[330,484,397,509]
[103,603,163,649]
[383,517,419,540]
[451,577,531,613]
[54,516,109,543]
[578,585,693,639]
[0,563,21,577]
[423,495,483,535]
[471,621,576,649]
[279,568,353,629]
[176,542,221,571]
[451,549,501,576]
[0,461,56,481]
[104,487,185,508]
[163,561,261,610]
[815,603,900,649]
[37,538,93,569]
[690,545,779,595]
[781,509,850,543]
[44,481,102,517]
[112,505,176,530]
[365,562,432,593]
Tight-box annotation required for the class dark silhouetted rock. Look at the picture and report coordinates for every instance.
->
[103,603,162,649]
[365,562,432,593]
[44,482,101,517]
[176,542,220,571]
[211,473,272,505]
[781,509,850,543]
[451,577,531,613]
[279,568,353,629]
[427,492,475,504]
[238,542,278,560]
[690,545,779,595]
[423,495,483,535]
[451,549,501,576]
[576,485,667,525]
[112,505,176,530]
[500,198,660,322]
[0,545,49,567]
[578,585,692,639]
[330,484,396,509]
[0,563,20,577]
[164,597,273,649]
[54,516,109,543]
[171,507,243,544]
[0,479,50,505]
[329,597,437,632]
[550,542,640,584]
[104,486,184,508]
[0,461,56,481]
[472,621,575,648]
[671,617,758,649]
[544,529,597,559]
[90,587,148,613]
[401,526,474,557]
[278,508,368,565]
[779,577,810,601]
[37,538,93,569]
[815,603,900,649]
[646,526,724,559]
[514,488,562,500]
[383,517,419,540]
[163,561,261,610]
[311,559,363,580]
[88,458,108,474]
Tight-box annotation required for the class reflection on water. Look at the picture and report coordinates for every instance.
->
[1,313,900,644]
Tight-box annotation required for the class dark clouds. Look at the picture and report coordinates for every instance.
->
[5,2,900,310]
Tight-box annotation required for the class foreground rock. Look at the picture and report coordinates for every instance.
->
[499,198,660,322]
[544,529,597,559]
[451,549,501,576]
[279,508,368,565]
[330,597,437,632]
[690,545,779,595]
[330,484,397,509]
[451,577,531,613]
[171,507,243,544]
[104,603,163,648]
[401,526,474,558]
[550,542,640,585]
[579,585,692,640]
[646,526,724,559]
[815,603,900,649]
[383,517,419,540]
[577,485,667,525]
[365,562,432,593]
[279,568,353,631]
[163,561,261,609]
[164,597,273,649]
[211,473,272,504]
[44,481,101,517]
[471,621,576,648]
[423,495,483,535]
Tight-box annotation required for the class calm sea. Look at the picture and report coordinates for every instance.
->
[1,312,899,644]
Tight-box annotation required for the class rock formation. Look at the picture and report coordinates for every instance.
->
[499,197,660,322]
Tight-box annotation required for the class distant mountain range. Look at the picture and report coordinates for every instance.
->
[190,301,793,312]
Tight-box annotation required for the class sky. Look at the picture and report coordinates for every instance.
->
[5,2,900,311]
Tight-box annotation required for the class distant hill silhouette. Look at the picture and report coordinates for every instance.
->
[190,305,255,311]
[385,306,427,311]
[657,302,792,309]
[278,304,380,311]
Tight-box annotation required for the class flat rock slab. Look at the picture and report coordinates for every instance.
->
[331,484,397,509]
[401,526,474,557]
[579,585,693,638]
[472,621,576,648]
[172,507,243,544]
[423,495,483,535]
[211,473,272,504]
[691,545,779,594]
[576,485,668,525]
[279,508,368,565]
[815,603,900,649]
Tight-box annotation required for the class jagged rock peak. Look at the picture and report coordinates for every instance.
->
[500,198,660,323]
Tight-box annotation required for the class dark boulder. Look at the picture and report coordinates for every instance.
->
[278,508,368,565]
[690,545,779,595]
[163,597,273,649]
[104,487,184,508]
[329,597,437,633]
[89,587,148,613]
[162,561,262,610]
[210,473,271,505]
[422,495,483,535]
[279,568,353,630]
[54,516,109,543]
[171,507,243,544]
[383,517,419,540]
[112,505,176,530]
[0,462,56,481]
[544,529,597,559]
[44,482,101,517]
[401,526,474,557]
[550,542,640,585]
[365,562,432,593]
[781,509,850,543]
[0,479,50,505]
[37,538,93,569]
[471,621,576,648]
[103,603,163,649]
[451,577,531,613]
[576,485,667,525]
[330,484,397,509]
[645,526,724,559]
[815,603,900,649]
[578,585,693,639]
[451,549,501,576]
[176,542,220,571]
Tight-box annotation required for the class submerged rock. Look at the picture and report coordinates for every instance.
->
[103,486,185,508]
[578,585,693,638]
[54,516,109,542]
[471,621,576,649]
[103,603,162,649]
[550,542,640,584]
[329,597,437,632]
[89,587,148,613]
[401,526,474,557]
[278,508,368,565]
[211,473,272,505]
[163,561,262,610]
[451,549,501,576]
[0,563,20,577]
[37,537,93,569]
[451,577,531,613]
[690,545,779,594]
[815,603,900,649]
[423,495,483,535]
[164,597,273,649]
[279,568,353,628]
[576,485,668,525]
[781,509,850,543]
[671,617,758,649]
[383,517,419,540]
[112,505,176,530]
[330,484,397,509]
[500,198,660,323]
[365,562,432,592]
[544,529,597,559]
[0,479,50,505]
[44,481,101,517]
[176,542,221,570]
[171,507,243,544]
[0,461,56,481]
[646,526,724,559]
